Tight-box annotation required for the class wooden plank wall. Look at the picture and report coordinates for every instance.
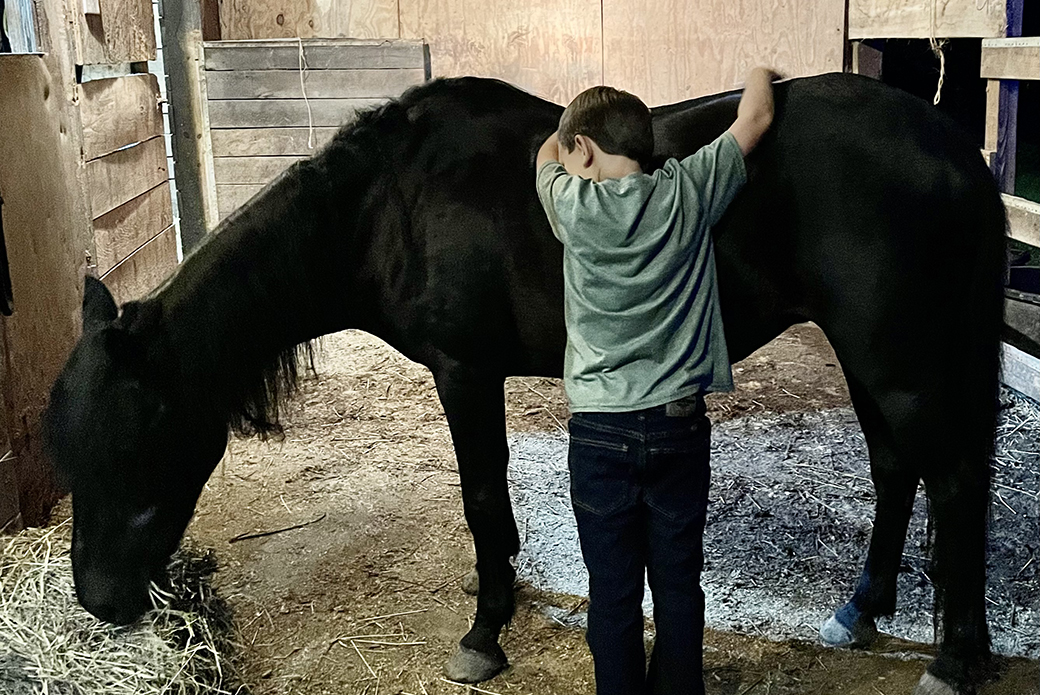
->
[217,0,845,106]
[79,73,179,303]
[203,39,426,220]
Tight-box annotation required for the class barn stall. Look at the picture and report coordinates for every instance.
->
[0,0,1037,692]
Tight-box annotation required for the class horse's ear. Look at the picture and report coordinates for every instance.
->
[83,276,118,333]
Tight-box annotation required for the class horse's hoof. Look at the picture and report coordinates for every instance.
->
[461,567,480,596]
[913,671,960,695]
[819,606,878,648]
[443,645,506,683]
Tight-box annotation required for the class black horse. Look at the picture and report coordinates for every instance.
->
[43,73,1005,695]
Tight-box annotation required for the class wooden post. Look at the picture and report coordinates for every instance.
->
[162,0,215,251]
[993,0,1023,195]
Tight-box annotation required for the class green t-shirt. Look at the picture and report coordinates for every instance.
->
[536,131,746,412]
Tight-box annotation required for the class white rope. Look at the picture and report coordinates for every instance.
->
[298,37,315,149]
[928,0,947,105]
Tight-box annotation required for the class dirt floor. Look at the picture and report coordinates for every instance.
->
[179,324,1039,695]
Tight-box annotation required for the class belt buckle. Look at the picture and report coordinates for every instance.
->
[665,396,699,417]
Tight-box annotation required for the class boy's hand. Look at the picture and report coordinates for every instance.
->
[537,131,561,170]
[729,67,781,156]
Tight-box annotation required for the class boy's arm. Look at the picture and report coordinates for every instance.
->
[536,131,561,170]
[727,67,780,156]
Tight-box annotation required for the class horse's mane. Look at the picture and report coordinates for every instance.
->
[187,77,556,440]
[157,98,415,441]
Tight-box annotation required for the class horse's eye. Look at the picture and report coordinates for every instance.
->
[128,506,157,529]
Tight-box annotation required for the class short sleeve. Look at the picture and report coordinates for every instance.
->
[677,131,747,228]
[535,161,587,244]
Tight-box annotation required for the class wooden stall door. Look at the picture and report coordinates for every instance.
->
[79,73,179,304]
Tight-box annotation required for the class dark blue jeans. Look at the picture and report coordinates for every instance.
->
[568,396,711,695]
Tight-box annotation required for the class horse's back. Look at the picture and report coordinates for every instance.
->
[715,74,1005,452]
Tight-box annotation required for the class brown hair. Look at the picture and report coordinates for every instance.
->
[558,86,654,169]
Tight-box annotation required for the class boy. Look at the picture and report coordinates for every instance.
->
[535,67,778,695]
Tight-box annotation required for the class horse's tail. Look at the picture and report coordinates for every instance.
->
[928,151,1006,668]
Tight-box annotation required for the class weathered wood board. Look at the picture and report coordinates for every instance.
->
[0,55,95,525]
[849,0,1007,39]
[211,127,339,155]
[203,38,428,222]
[216,183,266,216]
[1002,342,1040,403]
[1004,194,1040,248]
[101,225,179,304]
[206,68,425,99]
[86,135,168,219]
[93,182,174,275]
[213,156,305,183]
[204,39,426,70]
[79,74,164,161]
[981,38,1040,81]
[208,98,386,127]
[76,0,157,64]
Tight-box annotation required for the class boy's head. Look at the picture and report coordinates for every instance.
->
[558,86,653,179]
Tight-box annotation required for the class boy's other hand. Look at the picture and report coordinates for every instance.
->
[729,67,780,156]
[537,130,561,171]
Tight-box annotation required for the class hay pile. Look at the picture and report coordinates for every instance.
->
[0,520,244,695]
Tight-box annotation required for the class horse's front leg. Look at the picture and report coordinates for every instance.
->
[434,366,520,683]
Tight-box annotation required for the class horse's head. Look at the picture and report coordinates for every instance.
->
[44,277,228,625]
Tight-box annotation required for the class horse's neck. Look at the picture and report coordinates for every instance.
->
[153,165,348,399]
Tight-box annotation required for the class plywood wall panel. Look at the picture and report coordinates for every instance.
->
[602,0,845,106]
[849,0,1006,39]
[399,0,602,103]
[219,0,398,41]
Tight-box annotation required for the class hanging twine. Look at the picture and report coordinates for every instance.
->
[928,0,947,105]
[298,37,315,149]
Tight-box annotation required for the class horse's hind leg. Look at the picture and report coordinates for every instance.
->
[919,451,990,694]
[820,373,991,694]
[821,377,920,648]
[433,366,520,683]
